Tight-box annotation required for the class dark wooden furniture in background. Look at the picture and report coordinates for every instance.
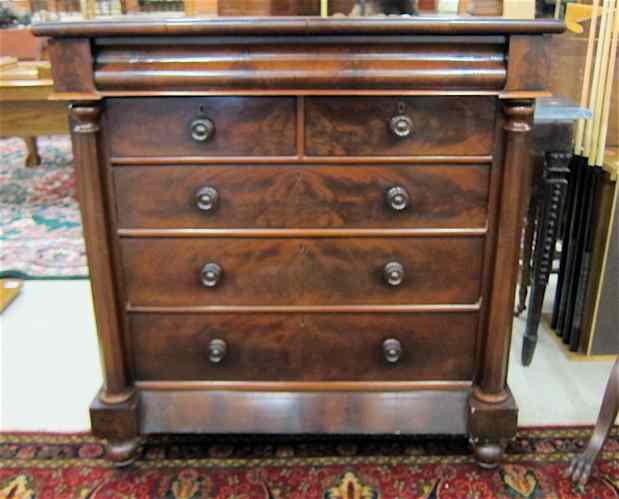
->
[34,16,563,467]
[536,19,617,359]
[515,98,590,366]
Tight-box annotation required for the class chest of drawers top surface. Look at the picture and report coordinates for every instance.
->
[35,17,562,466]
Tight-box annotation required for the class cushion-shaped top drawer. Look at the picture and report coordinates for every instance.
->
[114,164,490,230]
[106,97,297,158]
[131,312,478,382]
[305,96,496,157]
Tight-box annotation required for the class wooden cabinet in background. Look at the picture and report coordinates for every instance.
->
[546,27,618,148]
[218,0,320,15]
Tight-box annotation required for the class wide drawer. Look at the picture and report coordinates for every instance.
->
[114,165,490,229]
[305,96,496,157]
[121,237,483,306]
[130,312,478,382]
[106,97,297,158]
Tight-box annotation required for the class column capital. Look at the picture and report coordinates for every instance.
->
[71,104,102,134]
[502,99,535,133]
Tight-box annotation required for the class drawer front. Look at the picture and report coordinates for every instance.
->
[114,165,489,229]
[121,237,483,306]
[106,97,297,157]
[305,96,496,156]
[131,312,478,382]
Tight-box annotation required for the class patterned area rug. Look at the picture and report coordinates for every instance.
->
[1,428,618,498]
[0,136,88,279]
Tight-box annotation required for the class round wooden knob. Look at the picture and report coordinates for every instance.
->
[383,338,402,363]
[201,262,222,288]
[389,114,413,138]
[195,186,219,213]
[384,261,405,287]
[190,118,215,142]
[386,186,410,211]
[208,338,227,363]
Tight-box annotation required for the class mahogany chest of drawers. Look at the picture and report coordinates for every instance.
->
[35,16,563,467]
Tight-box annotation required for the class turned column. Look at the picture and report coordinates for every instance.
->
[474,99,535,402]
[70,105,133,404]
[468,100,534,468]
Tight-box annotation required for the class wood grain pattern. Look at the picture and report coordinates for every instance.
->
[217,0,319,15]
[472,111,504,387]
[0,100,68,137]
[139,388,471,435]
[130,312,478,382]
[120,237,483,307]
[122,238,303,306]
[47,38,96,94]
[113,164,490,229]
[504,35,549,91]
[70,105,133,404]
[305,96,496,156]
[474,99,534,403]
[32,17,565,37]
[34,18,562,464]
[93,40,507,91]
[105,97,296,157]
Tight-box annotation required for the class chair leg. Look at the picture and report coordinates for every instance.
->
[24,137,41,167]
[522,281,545,365]
[568,358,619,485]
[515,198,537,317]
[521,152,570,366]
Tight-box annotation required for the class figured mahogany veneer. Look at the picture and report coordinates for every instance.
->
[305,96,496,156]
[34,16,563,467]
[92,39,507,91]
[121,237,483,306]
[106,97,297,157]
[138,389,471,435]
[131,313,478,382]
[114,164,490,229]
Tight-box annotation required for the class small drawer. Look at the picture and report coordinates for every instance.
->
[130,312,478,382]
[121,237,483,307]
[114,164,489,229]
[106,97,297,158]
[305,96,496,157]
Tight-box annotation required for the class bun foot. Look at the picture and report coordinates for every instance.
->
[106,438,140,467]
[471,439,505,469]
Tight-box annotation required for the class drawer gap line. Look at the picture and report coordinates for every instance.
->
[134,380,473,392]
[109,156,494,166]
[126,303,482,314]
[117,228,488,238]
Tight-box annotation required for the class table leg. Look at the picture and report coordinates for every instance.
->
[515,189,538,316]
[24,137,41,167]
[522,152,570,366]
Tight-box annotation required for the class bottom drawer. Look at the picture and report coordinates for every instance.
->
[130,313,478,382]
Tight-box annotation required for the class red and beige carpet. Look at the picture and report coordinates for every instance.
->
[0,136,87,279]
[1,428,618,498]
